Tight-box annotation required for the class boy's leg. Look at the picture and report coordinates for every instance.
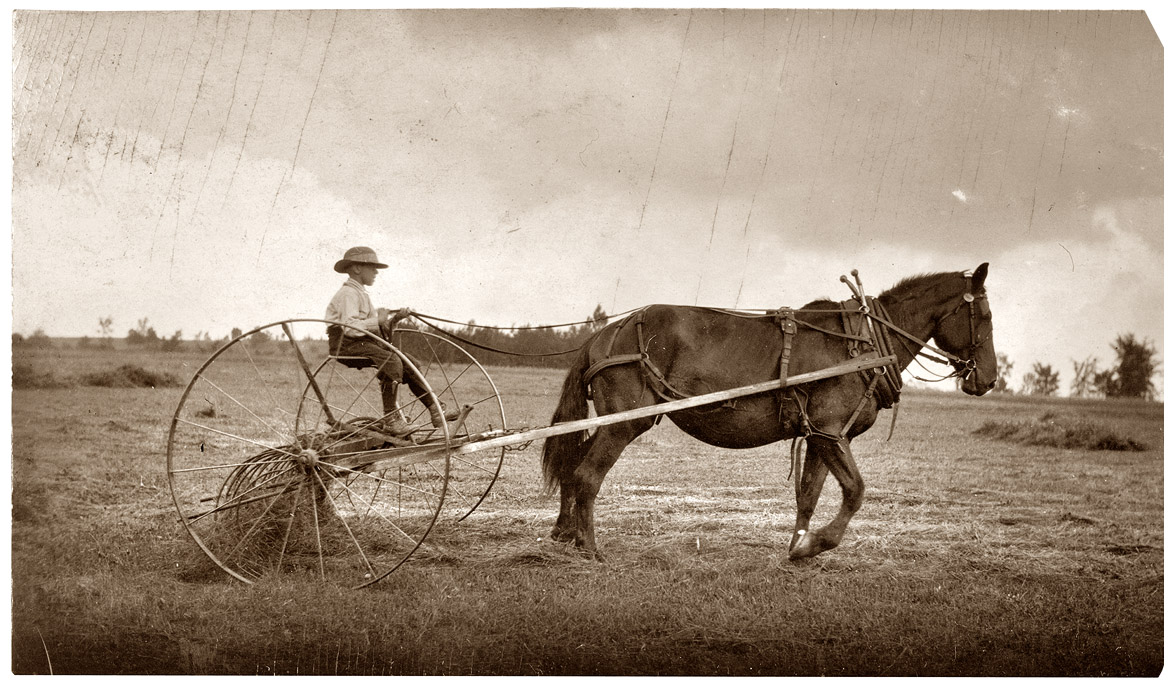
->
[337,338,412,434]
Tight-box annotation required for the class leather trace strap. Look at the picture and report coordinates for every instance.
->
[582,308,690,402]
[775,307,798,383]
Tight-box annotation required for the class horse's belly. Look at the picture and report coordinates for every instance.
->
[667,394,797,449]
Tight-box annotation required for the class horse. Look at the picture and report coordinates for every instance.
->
[541,263,996,560]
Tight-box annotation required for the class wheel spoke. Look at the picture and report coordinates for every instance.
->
[312,470,377,578]
[170,419,300,467]
[323,468,434,548]
[189,373,291,445]
[276,478,307,573]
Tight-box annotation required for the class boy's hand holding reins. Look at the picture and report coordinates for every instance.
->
[377,307,413,338]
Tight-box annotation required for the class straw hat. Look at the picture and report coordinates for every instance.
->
[333,246,388,273]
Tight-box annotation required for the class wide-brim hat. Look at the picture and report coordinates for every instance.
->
[334,246,389,273]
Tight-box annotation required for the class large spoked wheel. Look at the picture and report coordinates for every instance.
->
[387,326,507,519]
[292,326,507,520]
[166,319,451,588]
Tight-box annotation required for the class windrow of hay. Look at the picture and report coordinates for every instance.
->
[80,364,183,388]
[11,363,71,389]
[12,362,182,389]
[972,412,1146,451]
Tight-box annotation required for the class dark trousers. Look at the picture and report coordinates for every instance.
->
[327,326,431,416]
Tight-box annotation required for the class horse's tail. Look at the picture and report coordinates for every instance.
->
[541,337,596,494]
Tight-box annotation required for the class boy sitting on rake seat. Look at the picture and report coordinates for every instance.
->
[325,246,458,436]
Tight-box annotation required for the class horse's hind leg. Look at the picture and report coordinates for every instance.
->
[570,419,653,557]
[550,488,577,542]
[789,437,864,559]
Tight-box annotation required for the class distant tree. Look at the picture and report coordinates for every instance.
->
[249,328,273,354]
[1070,356,1099,398]
[1106,334,1159,400]
[1021,362,1059,396]
[161,330,184,353]
[127,317,159,348]
[1092,369,1116,398]
[194,331,220,353]
[26,328,53,349]
[12,333,24,347]
[590,304,609,330]
[231,327,243,340]
[993,352,1014,393]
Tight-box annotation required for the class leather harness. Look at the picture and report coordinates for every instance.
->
[580,297,904,443]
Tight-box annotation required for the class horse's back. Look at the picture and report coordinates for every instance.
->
[591,306,789,448]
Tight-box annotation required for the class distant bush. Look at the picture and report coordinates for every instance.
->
[79,364,182,388]
[973,412,1145,452]
[14,329,54,349]
[12,363,70,389]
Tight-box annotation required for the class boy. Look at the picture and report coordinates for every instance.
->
[325,246,455,435]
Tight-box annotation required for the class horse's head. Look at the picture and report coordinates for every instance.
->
[931,263,997,396]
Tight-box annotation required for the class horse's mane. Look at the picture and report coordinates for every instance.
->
[878,271,961,305]
[796,271,962,312]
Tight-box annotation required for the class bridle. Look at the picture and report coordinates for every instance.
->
[865,271,991,384]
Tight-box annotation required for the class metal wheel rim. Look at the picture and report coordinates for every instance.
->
[389,326,508,520]
[166,319,451,588]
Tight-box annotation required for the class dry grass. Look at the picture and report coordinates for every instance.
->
[10,347,1164,675]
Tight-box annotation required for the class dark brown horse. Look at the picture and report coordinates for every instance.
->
[541,264,996,560]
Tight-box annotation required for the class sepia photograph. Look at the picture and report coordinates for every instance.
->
[9,5,1163,675]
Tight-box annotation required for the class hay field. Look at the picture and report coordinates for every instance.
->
[10,345,1163,675]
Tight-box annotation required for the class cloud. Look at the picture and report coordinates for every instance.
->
[989,202,1162,394]
[11,134,392,339]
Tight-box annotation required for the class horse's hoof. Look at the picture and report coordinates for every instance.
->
[788,530,821,560]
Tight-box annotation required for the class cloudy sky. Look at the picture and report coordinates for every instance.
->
[8,7,1164,394]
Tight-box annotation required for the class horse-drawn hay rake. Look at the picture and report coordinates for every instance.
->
[167,267,995,587]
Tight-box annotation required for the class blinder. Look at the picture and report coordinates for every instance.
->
[937,272,992,381]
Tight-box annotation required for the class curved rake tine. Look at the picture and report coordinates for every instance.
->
[317,459,445,501]
[188,475,298,525]
[217,474,302,567]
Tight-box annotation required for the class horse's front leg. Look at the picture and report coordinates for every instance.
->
[788,444,829,555]
[789,437,864,559]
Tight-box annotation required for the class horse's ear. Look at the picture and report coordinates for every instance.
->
[971,262,989,291]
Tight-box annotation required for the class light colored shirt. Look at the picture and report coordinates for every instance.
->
[325,278,379,337]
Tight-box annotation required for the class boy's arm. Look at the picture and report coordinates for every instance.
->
[329,289,381,335]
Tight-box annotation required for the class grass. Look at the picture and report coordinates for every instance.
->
[9,346,1164,675]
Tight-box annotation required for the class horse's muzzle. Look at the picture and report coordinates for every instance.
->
[962,376,995,396]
